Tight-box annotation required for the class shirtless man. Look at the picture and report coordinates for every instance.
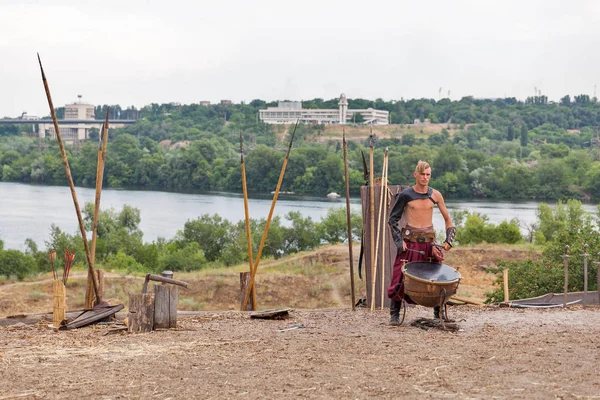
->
[387,160,455,325]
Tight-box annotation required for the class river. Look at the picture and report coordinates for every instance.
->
[0,182,597,251]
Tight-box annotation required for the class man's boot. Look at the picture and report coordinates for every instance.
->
[389,300,402,326]
[433,305,448,320]
[433,305,441,320]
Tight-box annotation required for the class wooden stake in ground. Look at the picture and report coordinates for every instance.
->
[503,268,509,303]
[563,245,569,307]
[342,129,356,310]
[240,131,256,311]
[379,148,389,309]
[241,120,299,311]
[37,54,101,302]
[368,130,376,311]
[86,109,110,308]
[582,243,588,309]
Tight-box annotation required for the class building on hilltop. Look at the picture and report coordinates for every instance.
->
[259,93,389,125]
[36,97,134,142]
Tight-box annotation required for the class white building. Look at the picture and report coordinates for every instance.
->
[37,100,130,141]
[259,94,389,125]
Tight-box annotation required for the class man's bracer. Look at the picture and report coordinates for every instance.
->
[444,227,456,248]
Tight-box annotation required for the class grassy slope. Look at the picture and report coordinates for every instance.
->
[0,243,539,317]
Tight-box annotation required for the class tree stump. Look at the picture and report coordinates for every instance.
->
[128,293,154,333]
[239,272,255,311]
[154,285,178,329]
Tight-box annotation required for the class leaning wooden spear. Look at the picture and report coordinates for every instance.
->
[241,119,299,310]
[380,148,389,309]
[86,108,110,308]
[342,129,356,310]
[240,130,257,311]
[37,54,100,301]
[372,145,386,311]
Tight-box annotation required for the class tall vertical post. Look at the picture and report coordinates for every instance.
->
[368,131,376,311]
[563,245,570,307]
[583,244,588,309]
[342,129,356,310]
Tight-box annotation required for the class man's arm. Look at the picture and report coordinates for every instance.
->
[388,191,407,250]
[434,190,455,251]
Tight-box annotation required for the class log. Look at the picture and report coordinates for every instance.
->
[239,272,255,311]
[154,285,178,329]
[128,293,154,333]
[52,280,66,327]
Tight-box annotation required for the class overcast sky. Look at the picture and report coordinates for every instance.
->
[2,0,600,118]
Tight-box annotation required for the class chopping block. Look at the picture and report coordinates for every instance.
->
[128,271,188,333]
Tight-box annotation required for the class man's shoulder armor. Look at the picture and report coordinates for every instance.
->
[401,187,435,204]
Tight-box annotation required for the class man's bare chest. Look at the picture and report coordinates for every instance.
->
[406,199,434,213]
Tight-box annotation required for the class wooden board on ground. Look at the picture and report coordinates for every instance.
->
[250,308,292,320]
[59,304,124,330]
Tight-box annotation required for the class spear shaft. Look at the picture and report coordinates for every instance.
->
[87,108,110,307]
[37,54,100,301]
[240,131,257,310]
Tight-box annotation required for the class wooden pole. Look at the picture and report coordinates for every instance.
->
[503,269,509,303]
[37,54,100,302]
[86,109,110,308]
[563,245,569,307]
[583,244,588,309]
[369,130,376,311]
[240,131,256,311]
[241,120,299,310]
[342,129,356,311]
[380,148,389,309]
[372,149,387,310]
[597,253,600,306]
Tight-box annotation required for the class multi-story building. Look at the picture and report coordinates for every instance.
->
[37,100,133,141]
[259,93,389,125]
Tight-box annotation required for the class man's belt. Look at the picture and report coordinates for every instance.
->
[402,227,436,243]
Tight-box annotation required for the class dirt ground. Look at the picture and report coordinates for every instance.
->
[1,306,599,399]
[5,243,593,399]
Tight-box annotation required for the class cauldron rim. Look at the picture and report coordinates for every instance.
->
[402,261,461,284]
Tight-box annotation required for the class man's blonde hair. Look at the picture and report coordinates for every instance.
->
[415,160,430,173]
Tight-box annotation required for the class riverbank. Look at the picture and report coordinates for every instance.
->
[3,181,596,251]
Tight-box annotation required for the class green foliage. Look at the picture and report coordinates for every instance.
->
[316,207,362,244]
[486,200,599,302]
[0,249,34,280]
[455,213,522,245]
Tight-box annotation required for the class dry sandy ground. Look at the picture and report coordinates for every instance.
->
[1,305,599,399]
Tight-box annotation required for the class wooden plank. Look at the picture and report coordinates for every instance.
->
[361,185,406,309]
[154,285,178,329]
[250,308,292,320]
[60,304,124,330]
[128,293,154,333]
[239,272,255,311]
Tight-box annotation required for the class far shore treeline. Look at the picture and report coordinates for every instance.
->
[2,95,600,200]
[2,95,600,301]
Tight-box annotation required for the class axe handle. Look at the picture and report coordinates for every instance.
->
[142,274,189,293]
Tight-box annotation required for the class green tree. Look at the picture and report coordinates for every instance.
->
[520,124,528,146]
